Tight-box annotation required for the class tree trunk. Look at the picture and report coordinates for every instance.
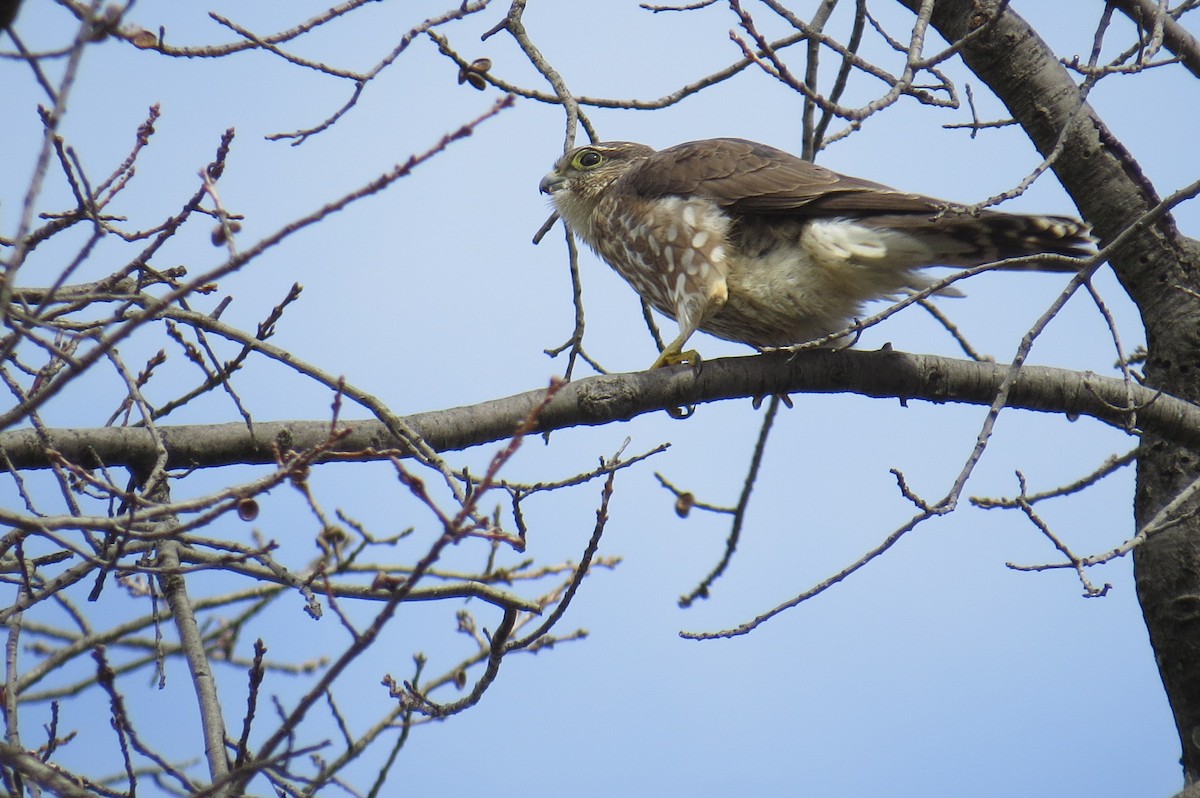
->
[896,0,1200,783]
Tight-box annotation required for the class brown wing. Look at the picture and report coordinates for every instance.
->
[623,137,946,217]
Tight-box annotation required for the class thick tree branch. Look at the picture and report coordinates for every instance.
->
[0,349,1185,473]
[1109,0,1200,79]
[894,0,1200,783]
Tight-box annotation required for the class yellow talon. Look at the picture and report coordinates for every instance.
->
[650,348,702,369]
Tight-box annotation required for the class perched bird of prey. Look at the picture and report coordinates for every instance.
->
[539,137,1093,368]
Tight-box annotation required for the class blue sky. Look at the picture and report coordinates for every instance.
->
[2,1,1197,795]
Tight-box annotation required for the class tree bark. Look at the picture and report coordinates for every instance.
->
[896,0,1200,783]
[4,350,1200,472]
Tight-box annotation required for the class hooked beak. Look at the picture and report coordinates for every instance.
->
[539,171,566,195]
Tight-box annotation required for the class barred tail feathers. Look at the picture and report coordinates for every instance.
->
[859,211,1094,272]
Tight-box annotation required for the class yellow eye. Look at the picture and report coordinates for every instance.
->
[571,149,604,170]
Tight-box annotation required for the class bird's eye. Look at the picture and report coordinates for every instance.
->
[571,149,604,170]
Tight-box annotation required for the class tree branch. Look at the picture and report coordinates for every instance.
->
[0,349,1187,474]
[1109,0,1200,79]
[893,0,1200,784]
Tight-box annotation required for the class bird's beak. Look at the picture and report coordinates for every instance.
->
[539,171,565,195]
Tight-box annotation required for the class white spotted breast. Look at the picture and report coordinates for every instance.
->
[589,194,731,320]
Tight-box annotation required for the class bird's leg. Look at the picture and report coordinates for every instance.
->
[650,332,701,369]
[650,278,728,369]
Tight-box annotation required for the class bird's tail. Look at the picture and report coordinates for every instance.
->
[861,211,1094,272]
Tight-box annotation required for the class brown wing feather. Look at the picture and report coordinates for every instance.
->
[624,137,946,217]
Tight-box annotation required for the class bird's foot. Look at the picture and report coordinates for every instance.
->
[650,347,701,418]
[650,348,702,370]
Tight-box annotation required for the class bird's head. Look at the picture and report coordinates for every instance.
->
[539,142,655,237]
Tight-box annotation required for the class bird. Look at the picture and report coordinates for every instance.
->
[538,137,1093,368]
